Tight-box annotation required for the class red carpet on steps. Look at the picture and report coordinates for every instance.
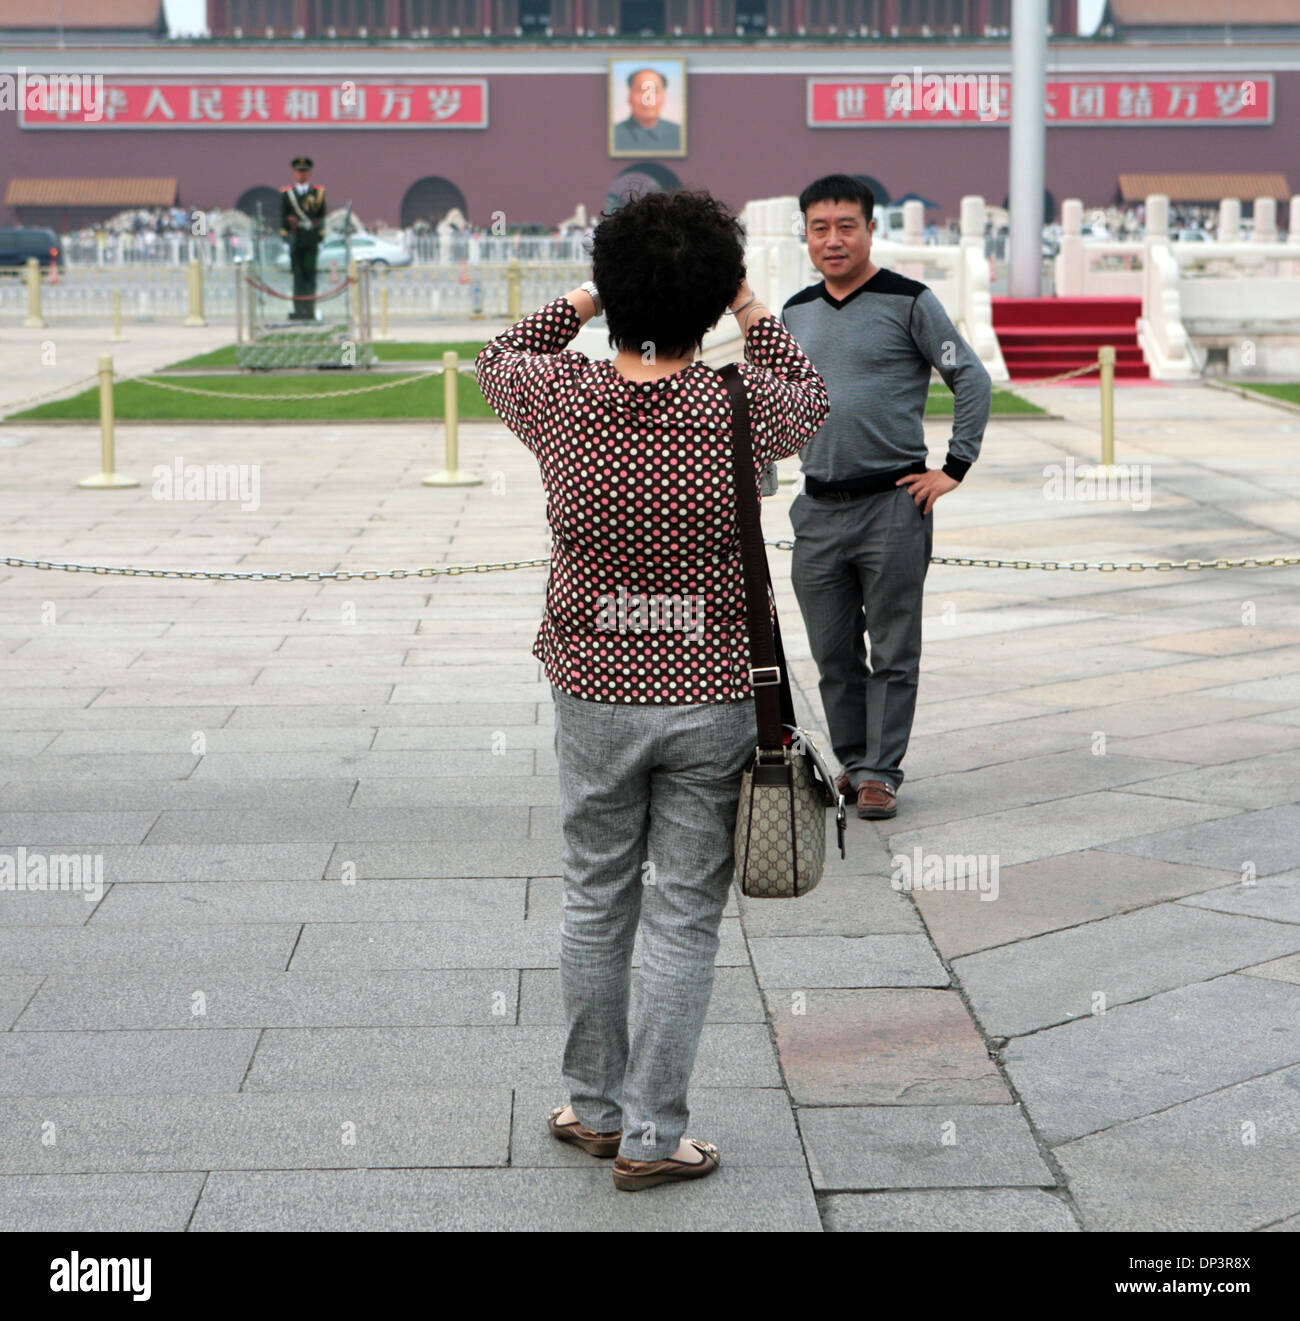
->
[992,296,1150,382]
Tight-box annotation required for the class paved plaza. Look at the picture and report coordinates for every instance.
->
[1,321,1299,1231]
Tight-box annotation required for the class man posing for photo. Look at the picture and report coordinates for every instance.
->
[781,174,991,820]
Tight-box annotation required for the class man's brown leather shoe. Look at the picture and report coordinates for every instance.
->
[856,780,897,819]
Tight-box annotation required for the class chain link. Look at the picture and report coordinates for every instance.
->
[4,546,1299,581]
[128,370,444,401]
[1,373,101,417]
[1004,361,1101,389]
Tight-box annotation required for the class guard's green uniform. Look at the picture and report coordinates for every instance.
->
[280,177,327,321]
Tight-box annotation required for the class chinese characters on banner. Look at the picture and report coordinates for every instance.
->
[20,80,489,128]
[807,76,1274,127]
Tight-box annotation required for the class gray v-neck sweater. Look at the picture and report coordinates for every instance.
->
[780,268,991,489]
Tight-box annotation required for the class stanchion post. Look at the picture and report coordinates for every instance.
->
[109,289,127,343]
[184,257,206,326]
[349,257,361,333]
[1098,344,1116,469]
[378,286,391,340]
[506,257,521,322]
[361,263,374,343]
[23,257,47,328]
[422,351,482,487]
[233,262,244,344]
[77,355,139,489]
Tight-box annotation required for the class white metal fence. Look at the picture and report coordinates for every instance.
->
[0,262,590,323]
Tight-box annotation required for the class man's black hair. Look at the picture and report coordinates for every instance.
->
[626,67,668,90]
[591,188,744,361]
[798,174,875,226]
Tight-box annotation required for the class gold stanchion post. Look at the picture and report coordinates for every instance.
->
[1098,344,1116,472]
[78,355,139,489]
[184,257,206,327]
[506,258,521,322]
[349,257,360,332]
[422,351,482,487]
[233,263,244,344]
[378,286,392,340]
[23,257,47,329]
[109,290,127,343]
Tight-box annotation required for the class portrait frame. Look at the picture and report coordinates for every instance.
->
[608,56,687,159]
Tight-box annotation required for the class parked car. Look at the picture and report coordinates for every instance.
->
[274,233,412,270]
[0,227,65,272]
[1173,229,1212,242]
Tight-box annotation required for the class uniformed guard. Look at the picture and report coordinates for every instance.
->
[280,156,327,321]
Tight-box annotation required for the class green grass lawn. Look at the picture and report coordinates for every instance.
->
[927,386,1044,417]
[1232,382,1300,407]
[8,370,1041,425]
[163,340,489,371]
[9,372,494,422]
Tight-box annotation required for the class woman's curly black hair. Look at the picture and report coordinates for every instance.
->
[591,188,745,361]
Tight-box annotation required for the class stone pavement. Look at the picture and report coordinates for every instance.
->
[1,365,1299,1232]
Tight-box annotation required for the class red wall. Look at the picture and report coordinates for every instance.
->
[2,67,1294,227]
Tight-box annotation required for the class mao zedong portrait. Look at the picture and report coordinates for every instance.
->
[612,65,684,155]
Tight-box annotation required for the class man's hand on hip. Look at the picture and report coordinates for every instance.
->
[896,469,959,516]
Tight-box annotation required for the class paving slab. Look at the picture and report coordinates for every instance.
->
[92,843,335,883]
[0,1029,259,1096]
[322,839,563,879]
[912,850,1233,959]
[188,1165,822,1232]
[0,889,103,927]
[0,1173,205,1231]
[288,916,748,970]
[749,935,949,989]
[0,923,299,974]
[0,778,357,812]
[771,989,1008,1106]
[89,877,527,925]
[243,1024,783,1091]
[1178,870,1300,926]
[141,805,529,844]
[0,1090,512,1174]
[1002,975,1300,1144]
[799,1104,1053,1191]
[821,1188,1078,1232]
[0,976,41,1030]
[955,904,1300,1037]
[1239,953,1300,986]
[1054,1065,1300,1232]
[1103,803,1300,877]
[888,791,1238,870]
[14,968,520,1030]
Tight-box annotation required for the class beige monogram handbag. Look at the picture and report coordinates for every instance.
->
[717,364,847,899]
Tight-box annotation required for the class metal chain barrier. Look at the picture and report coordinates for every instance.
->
[1003,360,1101,389]
[128,371,443,402]
[1,373,101,416]
[4,545,1299,582]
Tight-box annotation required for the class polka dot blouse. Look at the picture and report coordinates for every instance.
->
[476,296,829,704]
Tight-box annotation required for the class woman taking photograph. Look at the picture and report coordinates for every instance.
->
[476,188,828,1190]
